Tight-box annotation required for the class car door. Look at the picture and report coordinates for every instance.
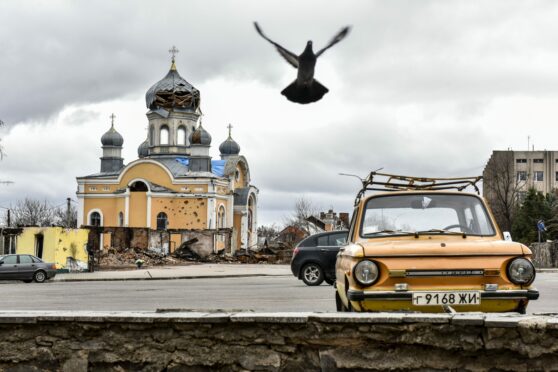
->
[0,255,19,280]
[323,232,348,278]
[17,255,36,280]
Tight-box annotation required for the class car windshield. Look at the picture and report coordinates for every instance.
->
[361,193,496,237]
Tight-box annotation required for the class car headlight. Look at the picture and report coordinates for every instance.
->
[507,258,535,285]
[353,260,379,286]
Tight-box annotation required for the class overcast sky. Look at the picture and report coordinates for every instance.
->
[2,0,558,226]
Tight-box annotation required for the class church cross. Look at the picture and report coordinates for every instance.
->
[227,123,233,138]
[110,113,116,127]
[169,45,179,62]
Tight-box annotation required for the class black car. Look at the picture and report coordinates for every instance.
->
[0,254,57,283]
[291,230,348,286]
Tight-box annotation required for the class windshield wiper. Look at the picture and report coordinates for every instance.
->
[363,229,416,237]
[416,229,467,238]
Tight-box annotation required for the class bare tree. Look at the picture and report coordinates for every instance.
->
[11,198,56,227]
[53,204,78,228]
[483,151,525,232]
[284,196,319,234]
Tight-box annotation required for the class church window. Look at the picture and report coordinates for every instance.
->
[235,170,240,181]
[177,126,186,146]
[103,186,110,191]
[160,125,170,145]
[118,212,124,227]
[89,186,97,191]
[157,212,168,230]
[217,206,226,228]
[90,212,101,226]
[130,181,148,192]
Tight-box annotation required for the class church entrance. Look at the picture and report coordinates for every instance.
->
[129,181,148,228]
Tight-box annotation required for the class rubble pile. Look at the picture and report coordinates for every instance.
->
[98,247,180,268]
[97,243,293,269]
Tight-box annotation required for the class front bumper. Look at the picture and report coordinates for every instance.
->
[347,289,540,302]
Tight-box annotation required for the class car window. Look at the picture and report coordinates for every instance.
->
[328,233,348,246]
[2,256,17,264]
[19,255,33,264]
[31,256,43,263]
[299,236,317,247]
[361,194,496,237]
[317,235,329,246]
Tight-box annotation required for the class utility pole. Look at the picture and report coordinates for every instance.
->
[66,198,71,228]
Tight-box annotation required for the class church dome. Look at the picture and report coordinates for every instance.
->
[145,59,200,111]
[101,125,124,147]
[219,136,240,156]
[190,124,212,146]
[138,139,149,158]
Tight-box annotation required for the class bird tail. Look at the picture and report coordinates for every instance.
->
[281,79,329,104]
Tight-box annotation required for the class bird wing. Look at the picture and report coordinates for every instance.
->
[315,26,351,57]
[254,22,299,68]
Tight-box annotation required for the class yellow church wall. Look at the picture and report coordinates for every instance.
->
[234,213,242,248]
[129,192,147,227]
[234,164,246,189]
[16,227,89,269]
[120,163,174,190]
[151,197,208,229]
[83,198,120,227]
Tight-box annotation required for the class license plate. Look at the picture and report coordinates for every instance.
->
[412,291,481,306]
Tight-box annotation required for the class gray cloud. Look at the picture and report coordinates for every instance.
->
[2,0,558,225]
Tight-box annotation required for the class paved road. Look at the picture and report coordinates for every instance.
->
[0,273,555,313]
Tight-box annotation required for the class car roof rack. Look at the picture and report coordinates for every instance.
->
[354,171,482,206]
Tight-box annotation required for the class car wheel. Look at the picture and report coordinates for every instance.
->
[324,277,335,286]
[301,263,324,286]
[33,270,47,283]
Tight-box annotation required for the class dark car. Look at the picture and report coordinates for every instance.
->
[0,254,57,283]
[291,230,348,286]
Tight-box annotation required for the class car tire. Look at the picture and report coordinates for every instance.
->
[335,291,348,311]
[301,263,324,286]
[33,270,47,283]
[324,277,335,286]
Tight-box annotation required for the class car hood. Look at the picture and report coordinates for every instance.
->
[358,238,528,257]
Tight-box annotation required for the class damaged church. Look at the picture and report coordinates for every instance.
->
[76,50,258,256]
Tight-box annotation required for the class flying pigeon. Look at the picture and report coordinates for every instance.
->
[254,22,350,104]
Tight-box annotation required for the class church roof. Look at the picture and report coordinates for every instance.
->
[145,61,200,111]
[80,156,227,180]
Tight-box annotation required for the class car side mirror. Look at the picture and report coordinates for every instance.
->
[503,231,512,241]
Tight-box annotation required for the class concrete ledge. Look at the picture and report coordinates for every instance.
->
[0,311,556,371]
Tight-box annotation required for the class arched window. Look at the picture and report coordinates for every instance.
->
[118,212,124,227]
[130,181,148,192]
[156,212,168,230]
[90,212,101,226]
[160,125,169,145]
[177,126,186,146]
[217,206,226,228]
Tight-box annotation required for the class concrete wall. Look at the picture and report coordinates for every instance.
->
[0,311,556,371]
[16,227,89,269]
[530,242,558,268]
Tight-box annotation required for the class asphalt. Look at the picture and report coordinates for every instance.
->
[53,264,293,282]
[51,264,558,282]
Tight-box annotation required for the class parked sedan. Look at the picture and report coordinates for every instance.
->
[291,230,348,286]
[0,254,57,283]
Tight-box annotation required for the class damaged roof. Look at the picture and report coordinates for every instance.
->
[145,63,200,111]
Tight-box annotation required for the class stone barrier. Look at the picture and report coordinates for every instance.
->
[531,242,558,268]
[0,311,557,371]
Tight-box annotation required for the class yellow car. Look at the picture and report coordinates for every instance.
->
[335,172,539,313]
